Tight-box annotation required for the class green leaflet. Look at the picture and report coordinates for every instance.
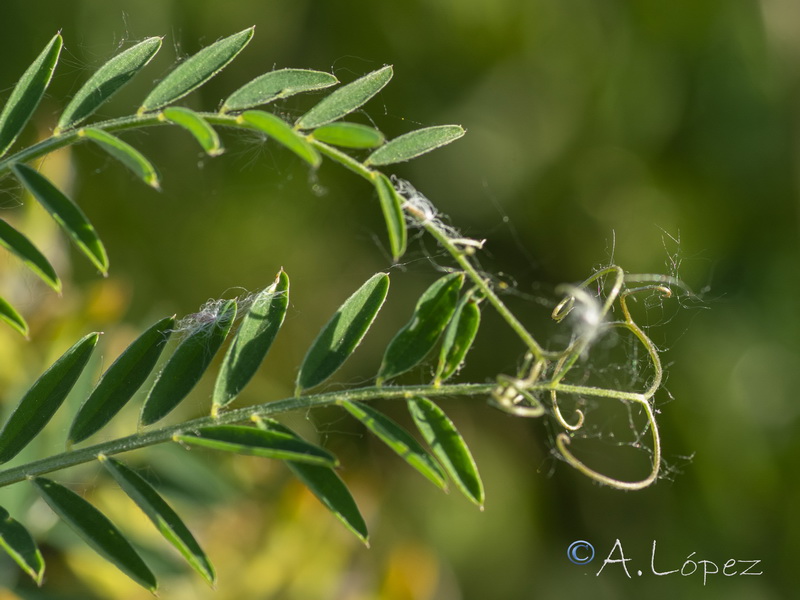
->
[0,218,61,292]
[377,272,464,384]
[341,401,446,490]
[69,316,175,445]
[140,27,254,112]
[140,300,237,426]
[221,68,339,113]
[100,456,215,586]
[311,122,384,149]
[161,106,223,156]
[365,125,465,166]
[57,37,162,132]
[373,173,407,261]
[31,477,157,592]
[80,128,160,189]
[296,65,393,130]
[175,425,337,467]
[407,397,484,508]
[296,272,390,393]
[212,270,289,414]
[0,506,44,585]
[0,33,62,157]
[434,295,481,384]
[0,333,98,464]
[12,163,109,275]
[256,418,368,545]
[0,296,28,337]
[237,110,320,167]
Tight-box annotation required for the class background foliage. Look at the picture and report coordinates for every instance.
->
[0,0,797,598]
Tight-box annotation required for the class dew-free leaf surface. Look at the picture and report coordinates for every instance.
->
[222,68,338,113]
[0,333,98,463]
[13,164,108,275]
[296,273,389,393]
[0,33,62,156]
[32,477,157,592]
[57,37,161,131]
[296,66,392,130]
[140,27,254,112]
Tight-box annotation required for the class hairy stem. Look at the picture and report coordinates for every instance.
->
[419,219,548,360]
[0,382,493,488]
[0,112,245,176]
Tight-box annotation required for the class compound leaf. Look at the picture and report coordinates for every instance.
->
[80,128,160,189]
[373,173,406,261]
[0,506,44,585]
[140,27,254,112]
[0,333,99,464]
[365,125,465,166]
[0,218,61,292]
[296,273,389,393]
[69,316,174,445]
[377,273,464,384]
[341,401,446,490]
[257,418,368,544]
[176,425,337,467]
[0,33,62,157]
[31,477,157,592]
[435,295,481,384]
[0,296,28,338]
[13,163,108,275]
[141,300,237,426]
[237,110,320,167]
[57,37,162,132]
[221,68,338,113]
[161,106,222,156]
[213,270,289,413]
[311,122,384,149]
[407,397,484,508]
[296,65,392,130]
[100,456,215,586]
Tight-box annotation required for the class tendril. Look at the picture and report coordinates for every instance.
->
[554,391,661,490]
[490,356,546,417]
[483,262,685,488]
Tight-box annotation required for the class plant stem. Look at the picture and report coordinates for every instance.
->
[0,112,243,176]
[0,382,493,488]
[419,219,549,360]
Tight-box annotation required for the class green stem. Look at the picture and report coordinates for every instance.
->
[310,138,374,179]
[420,219,548,360]
[0,382,493,488]
[0,112,244,176]
[543,382,646,402]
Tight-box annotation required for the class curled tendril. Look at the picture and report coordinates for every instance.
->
[486,264,687,489]
[555,393,661,491]
[549,352,585,431]
[490,354,546,417]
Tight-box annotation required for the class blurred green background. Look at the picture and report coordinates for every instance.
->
[0,0,797,598]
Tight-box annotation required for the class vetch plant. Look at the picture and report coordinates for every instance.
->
[0,28,692,591]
